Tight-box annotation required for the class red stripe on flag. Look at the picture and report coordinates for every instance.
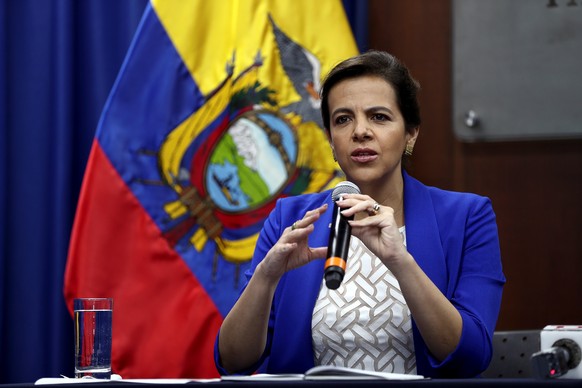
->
[64,141,222,378]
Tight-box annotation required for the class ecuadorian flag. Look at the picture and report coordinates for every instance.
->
[64,0,357,378]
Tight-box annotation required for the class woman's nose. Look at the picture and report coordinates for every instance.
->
[352,119,372,141]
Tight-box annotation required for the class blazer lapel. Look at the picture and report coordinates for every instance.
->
[403,171,448,292]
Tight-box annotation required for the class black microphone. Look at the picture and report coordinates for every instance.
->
[325,181,361,290]
[531,338,582,379]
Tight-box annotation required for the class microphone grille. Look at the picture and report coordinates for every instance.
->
[331,181,360,201]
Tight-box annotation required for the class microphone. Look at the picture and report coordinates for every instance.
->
[531,339,582,379]
[325,181,361,290]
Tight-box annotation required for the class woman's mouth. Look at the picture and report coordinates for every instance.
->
[350,149,378,163]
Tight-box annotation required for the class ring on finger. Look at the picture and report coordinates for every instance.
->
[369,202,381,216]
[291,221,298,231]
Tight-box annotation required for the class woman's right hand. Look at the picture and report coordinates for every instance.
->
[218,203,329,374]
[257,203,329,283]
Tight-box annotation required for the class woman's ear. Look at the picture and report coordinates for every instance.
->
[406,127,419,146]
[408,126,419,142]
[404,127,419,156]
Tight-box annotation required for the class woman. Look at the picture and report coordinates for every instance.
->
[214,50,505,378]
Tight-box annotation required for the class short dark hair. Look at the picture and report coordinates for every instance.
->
[320,50,421,133]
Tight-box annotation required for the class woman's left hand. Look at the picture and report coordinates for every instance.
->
[335,194,408,268]
[336,193,463,362]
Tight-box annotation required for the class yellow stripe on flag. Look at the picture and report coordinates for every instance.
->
[151,0,357,99]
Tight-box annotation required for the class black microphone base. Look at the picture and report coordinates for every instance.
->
[325,270,344,290]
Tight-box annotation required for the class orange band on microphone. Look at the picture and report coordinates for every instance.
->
[325,257,346,271]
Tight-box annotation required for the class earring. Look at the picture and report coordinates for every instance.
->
[404,143,414,156]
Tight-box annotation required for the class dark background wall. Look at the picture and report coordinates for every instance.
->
[368,0,582,330]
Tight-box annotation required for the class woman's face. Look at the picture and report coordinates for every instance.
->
[327,75,418,189]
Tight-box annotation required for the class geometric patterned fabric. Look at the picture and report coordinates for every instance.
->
[312,227,417,374]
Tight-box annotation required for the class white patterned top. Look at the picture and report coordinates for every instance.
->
[311,226,417,374]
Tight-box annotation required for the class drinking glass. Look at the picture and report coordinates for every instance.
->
[73,298,113,379]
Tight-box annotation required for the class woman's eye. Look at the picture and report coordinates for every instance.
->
[334,115,350,125]
[372,113,390,121]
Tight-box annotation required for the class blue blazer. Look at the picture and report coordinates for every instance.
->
[215,171,505,378]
